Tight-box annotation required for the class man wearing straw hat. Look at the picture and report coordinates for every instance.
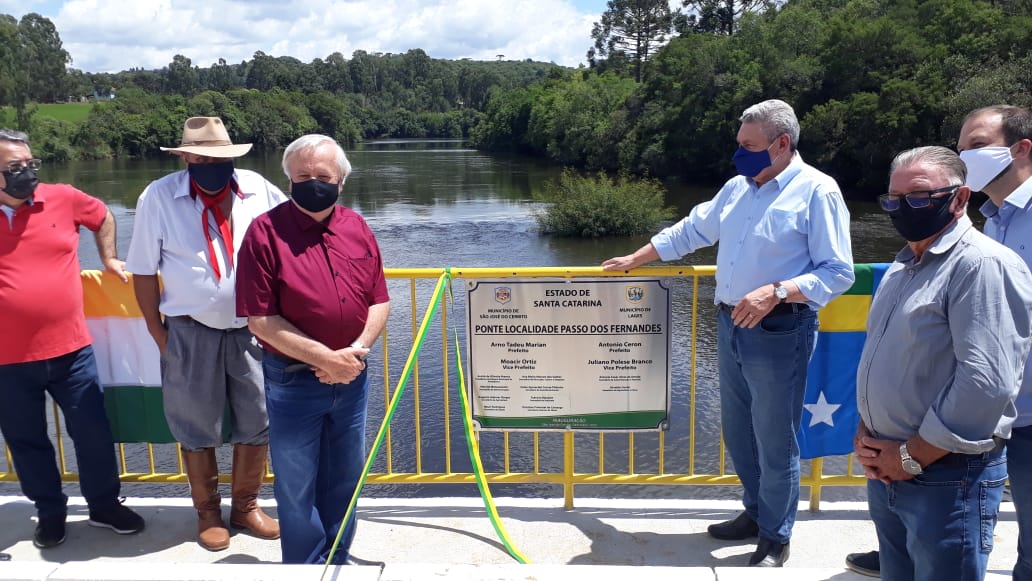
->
[126,117,285,551]
[236,134,390,565]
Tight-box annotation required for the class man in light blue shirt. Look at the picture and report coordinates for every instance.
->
[603,99,854,567]
[959,104,1032,581]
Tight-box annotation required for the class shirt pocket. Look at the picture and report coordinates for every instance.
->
[342,256,380,291]
[756,207,803,243]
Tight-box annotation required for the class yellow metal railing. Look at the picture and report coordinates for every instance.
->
[0,266,865,510]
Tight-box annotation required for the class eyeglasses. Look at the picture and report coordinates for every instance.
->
[3,159,42,174]
[878,185,958,212]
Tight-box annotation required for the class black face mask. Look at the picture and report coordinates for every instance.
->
[188,161,235,192]
[291,179,339,213]
[1,167,39,199]
[888,192,957,242]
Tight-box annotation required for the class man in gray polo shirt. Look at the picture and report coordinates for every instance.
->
[854,145,1032,580]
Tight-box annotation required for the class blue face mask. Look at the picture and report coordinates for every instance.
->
[732,141,778,178]
[188,161,235,192]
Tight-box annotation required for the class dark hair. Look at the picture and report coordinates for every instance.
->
[964,105,1032,145]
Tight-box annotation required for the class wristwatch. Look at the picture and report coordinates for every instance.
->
[899,442,923,475]
[773,282,789,303]
[350,341,368,361]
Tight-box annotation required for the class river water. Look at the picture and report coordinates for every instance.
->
[21,140,943,501]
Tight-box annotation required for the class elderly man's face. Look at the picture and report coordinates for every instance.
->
[886,161,969,243]
[888,163,953,201]
[287,144,343,187]
[736,121,787,183]
[0,141,35,202]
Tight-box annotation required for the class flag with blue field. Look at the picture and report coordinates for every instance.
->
[798,263,889,459]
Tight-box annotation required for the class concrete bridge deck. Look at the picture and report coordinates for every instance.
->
[0,495,1020,580]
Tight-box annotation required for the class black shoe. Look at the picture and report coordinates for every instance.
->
[749,537,790,567]
[846,550,881,577]
[707,512,759,540]
[88,502,145,535]
[33,516,66,549]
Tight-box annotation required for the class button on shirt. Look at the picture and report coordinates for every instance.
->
[980,175,1032,427]
[235,201,390,354]
[650,154,854,308]
[857,216,1032,452]
[125,169,286,329]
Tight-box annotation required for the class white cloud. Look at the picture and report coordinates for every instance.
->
[33,0,604,72]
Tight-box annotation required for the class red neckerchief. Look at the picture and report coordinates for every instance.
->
[190,179,242,282]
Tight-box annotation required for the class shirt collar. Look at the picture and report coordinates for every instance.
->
[751,152,803,191]
[1,194,36,226]
[286,199,341,233]
[1003,175,1032,211]
[895,214,973,263]
[978,175,1032,219]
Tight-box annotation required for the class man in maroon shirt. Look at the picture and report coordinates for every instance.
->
[236,134,390,565]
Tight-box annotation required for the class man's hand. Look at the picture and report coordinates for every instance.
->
[146,320,168,355]
[601,244,659,272]
[103,257,129,283]
[853,422,882,480]
[313,346,369,385]
[856,436,915,484]
[731,284,779,328]
[602,255,639,271]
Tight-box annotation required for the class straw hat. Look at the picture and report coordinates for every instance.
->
[160,117,253,158]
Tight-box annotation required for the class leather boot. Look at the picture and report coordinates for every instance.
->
[181,448,230,551]
[229,444,280,539]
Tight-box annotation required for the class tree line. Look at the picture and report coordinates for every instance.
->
[4,1,1032,191]
[476,0,1032,191]
[0,13,559,160]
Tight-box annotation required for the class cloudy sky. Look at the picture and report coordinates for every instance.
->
[0,0,634,73]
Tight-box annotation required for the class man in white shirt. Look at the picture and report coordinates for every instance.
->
[125,117,286,551]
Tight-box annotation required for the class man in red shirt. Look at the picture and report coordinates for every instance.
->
[237,134,390,565]
[0,128,144,549]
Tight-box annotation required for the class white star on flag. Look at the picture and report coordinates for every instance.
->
[803,391,841,428]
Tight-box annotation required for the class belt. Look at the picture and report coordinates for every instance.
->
[264,351,310,372]
[937,436,1006,465]
[167,315,244,332]
[717,302,810,318]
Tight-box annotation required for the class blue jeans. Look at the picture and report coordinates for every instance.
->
[717,307,818,543]
[264,356,369,564]
[868,449,1007,581]
[0,346,122,520]
[1010,425,1032,581]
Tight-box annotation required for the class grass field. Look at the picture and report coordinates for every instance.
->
[1,102,94,126]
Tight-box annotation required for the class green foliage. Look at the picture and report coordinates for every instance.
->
[480,0,1032,191]
[533,169,676,237]
[590,0,676,82]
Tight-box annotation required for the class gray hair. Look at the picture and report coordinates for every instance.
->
[889,146,967,185]
[281,134,351,182]
[740,99,800,150]
[0,128,30,146]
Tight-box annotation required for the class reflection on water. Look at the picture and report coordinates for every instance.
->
[36,140,925,501]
